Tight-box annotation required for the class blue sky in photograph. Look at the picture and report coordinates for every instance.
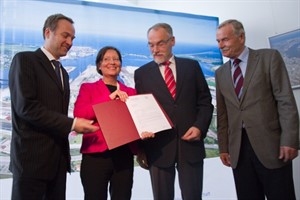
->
[1,0,219,45]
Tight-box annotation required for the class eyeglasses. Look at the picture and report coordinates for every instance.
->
[102,57,120,63]
[148,37,172,49]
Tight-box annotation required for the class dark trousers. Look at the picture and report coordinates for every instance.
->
[149,160,203,200]
[233,129,296,200]
[80,145,134,200]
[11,156,67,200]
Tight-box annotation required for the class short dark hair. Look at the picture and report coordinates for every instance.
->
[95,46,122,75]
[42,13,74,39]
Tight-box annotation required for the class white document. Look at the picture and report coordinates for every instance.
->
[125,94,172,136]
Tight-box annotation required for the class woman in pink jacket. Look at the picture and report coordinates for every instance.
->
[74,46,137,200]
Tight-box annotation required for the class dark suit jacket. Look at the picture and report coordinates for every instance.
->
[215,48,299,169]
[9,48,74,180]
[134,57,213,167]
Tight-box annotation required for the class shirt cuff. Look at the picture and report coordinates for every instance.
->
[71,117,77,131]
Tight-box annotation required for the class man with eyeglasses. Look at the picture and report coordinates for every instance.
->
[134,23,213,200]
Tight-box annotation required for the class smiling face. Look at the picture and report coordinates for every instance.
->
[44,19,75,59]
[216,23,245,59]
[99,49,121,78]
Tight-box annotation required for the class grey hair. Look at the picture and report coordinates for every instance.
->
[147,23,173,37]
[218,19,245,37]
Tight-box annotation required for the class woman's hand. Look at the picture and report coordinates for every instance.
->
[109,90,129,102]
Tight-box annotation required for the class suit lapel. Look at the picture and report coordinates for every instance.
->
[36,49,64,92]
[149,62,174,98]
[97,79,112,96]
[222,61,239,103]
[174,57,185,100]
[239,49,258,103]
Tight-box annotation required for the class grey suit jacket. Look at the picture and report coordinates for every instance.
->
[9,48,74,179]
[215,48,299,169]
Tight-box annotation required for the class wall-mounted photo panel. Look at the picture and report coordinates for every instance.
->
[0,0,222,176]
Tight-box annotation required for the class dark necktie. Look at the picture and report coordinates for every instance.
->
[233,59,243,99]
[163,61,176,99]
[51,60,62,86]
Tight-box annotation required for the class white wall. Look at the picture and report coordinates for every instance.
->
[102,0,299,49]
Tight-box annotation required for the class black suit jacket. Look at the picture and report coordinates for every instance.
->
[9,48,74,180]
[134,57,213,167]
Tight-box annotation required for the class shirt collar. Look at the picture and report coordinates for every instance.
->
[230,46,249,67]
[41,46,58,61]
[159,55,175,66]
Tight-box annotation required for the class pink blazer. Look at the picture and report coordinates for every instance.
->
[74,79,137,154]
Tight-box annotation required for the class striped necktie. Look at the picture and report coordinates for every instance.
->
[163,61,176,99]
[233,58,243,99]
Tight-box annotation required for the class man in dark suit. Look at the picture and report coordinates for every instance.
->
[134,23,213,200]
[9,14,98,200]
[215,19,299,200]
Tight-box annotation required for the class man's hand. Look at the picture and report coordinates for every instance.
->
[73,118,99,133]
[279,146,298,162]
[220,153,231,167]
[140,131,155,140]
[181,126,201,141]
[136,150,149,170]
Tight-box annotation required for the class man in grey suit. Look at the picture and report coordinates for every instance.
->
[134,23,213,200]
[215,19,299,199]
[9,14,98,200]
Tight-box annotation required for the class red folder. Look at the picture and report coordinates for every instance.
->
[92,94,172,149]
